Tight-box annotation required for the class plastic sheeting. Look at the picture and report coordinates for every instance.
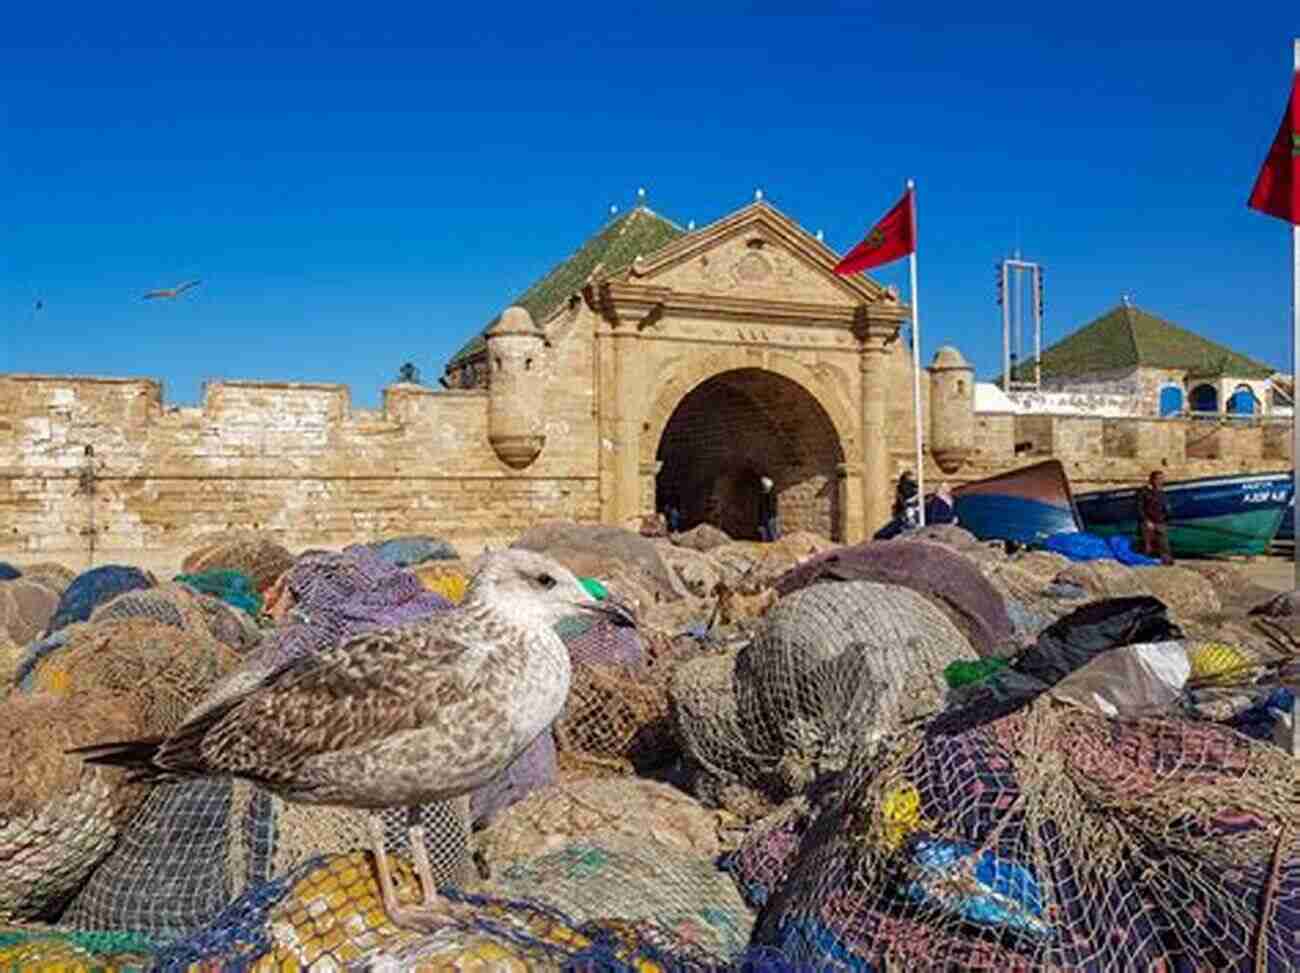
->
[1049,641,1189,718]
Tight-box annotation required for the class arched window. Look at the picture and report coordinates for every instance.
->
[1227,384,1257,415]
[1190,384,1218,413]
[1158,385,1183,416]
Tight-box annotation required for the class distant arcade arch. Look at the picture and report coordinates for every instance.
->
[1227,384,1257,416]
[653,367,847,541]
[1190,383,1218,413]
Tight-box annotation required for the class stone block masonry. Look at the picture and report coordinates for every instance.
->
[0,374,600,571]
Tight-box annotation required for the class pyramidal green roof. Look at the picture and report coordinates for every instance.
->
[446,206,687,368]
[1016,303,1275,382]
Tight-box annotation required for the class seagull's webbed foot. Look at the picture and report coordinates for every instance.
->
[368,816,475,932]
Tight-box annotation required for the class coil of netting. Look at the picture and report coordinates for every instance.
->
[63,777,473,944]
[747,696,1300,971]
[734,581,977,800]
[44,565,156,636]
[0,579,59,648]
[668,647,779,819]
[88,581,262,653]
[774,539,1016,659]
[0,691,146,922]
[368,534,460,567]
[11,561,77,596]
[180,531,294,593]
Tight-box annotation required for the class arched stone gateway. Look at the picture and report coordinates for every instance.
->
[652,367,847,541]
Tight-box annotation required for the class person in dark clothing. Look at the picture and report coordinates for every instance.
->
[924,482,957,525]
[893,471,918,521]
[1137,470,1174,565]
[663,501,682,533]
[758,475,781,541]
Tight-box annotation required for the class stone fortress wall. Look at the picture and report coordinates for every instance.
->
[2,351,1290,574]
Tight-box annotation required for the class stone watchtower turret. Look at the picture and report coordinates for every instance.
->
[927,345,975,474]
[486,306,546,469]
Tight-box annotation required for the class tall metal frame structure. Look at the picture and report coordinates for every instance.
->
[997,251,1045,391]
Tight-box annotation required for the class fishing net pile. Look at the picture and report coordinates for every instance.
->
[44,565,155,636]
[151,841,743,972]
[671,581,977,819]
[14,562,77,596]
[475,776,721,870]
[0,691,144,922]
[180,531,294,593]
[513,522,687,603]
[733,697,1300,971]
[173,569,263,617]
[412,559,470,604]
[87,581,262,654]
[60,546,471,943]
[0,577,59,648]
[774,539,1016,658]
[367,533,459,566]
[978,552,1090,642]
[2,612,245,924]
[551,617,703,778]
[1057,561,1222,618]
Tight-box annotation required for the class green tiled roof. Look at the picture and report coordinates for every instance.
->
[1010,304,1275,382]
[446,207,687,368]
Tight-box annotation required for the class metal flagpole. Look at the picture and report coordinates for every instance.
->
[908,178,925,527]
[1293,39,1299,590]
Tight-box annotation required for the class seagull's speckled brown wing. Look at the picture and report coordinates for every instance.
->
[154,626,486,786]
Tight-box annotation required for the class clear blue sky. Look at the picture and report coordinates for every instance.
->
[4,4,1299,407]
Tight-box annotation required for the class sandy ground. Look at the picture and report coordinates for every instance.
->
[1228,552,1300,593]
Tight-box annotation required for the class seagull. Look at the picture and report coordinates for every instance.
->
[69,548,636,930]
[143,279,202,300]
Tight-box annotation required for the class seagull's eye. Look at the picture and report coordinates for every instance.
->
[536,573,557,590]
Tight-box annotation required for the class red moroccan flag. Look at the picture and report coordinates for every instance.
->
[833,188,916,275]
[1248,69,1300,224]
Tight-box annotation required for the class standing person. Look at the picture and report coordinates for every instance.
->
[925,482,957,525]
[758,476,781,542]
[1137,470,1174,565]
[893,471,919,524]
[663,500,682,533]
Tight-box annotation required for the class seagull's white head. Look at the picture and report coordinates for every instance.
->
[465,549,635,630]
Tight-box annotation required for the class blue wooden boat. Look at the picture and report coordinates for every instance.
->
[1075,471,1293,558]
[1274,495,1293,544]
[952,460,1083,545]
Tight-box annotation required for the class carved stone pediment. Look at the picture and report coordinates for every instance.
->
[613,201,894,310]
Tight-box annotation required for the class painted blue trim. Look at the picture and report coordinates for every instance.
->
[952,494,1080,545]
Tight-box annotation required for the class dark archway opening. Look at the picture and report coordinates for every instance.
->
[654,368,846,541]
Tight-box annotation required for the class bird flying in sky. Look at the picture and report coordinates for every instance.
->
[143,279,202,300]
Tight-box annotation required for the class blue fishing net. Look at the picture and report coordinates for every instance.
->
[45,565,154,635]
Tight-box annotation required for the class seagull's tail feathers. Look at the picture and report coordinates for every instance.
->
[67,737,176,783]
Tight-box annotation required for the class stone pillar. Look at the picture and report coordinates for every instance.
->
[640,460,663,517]
[837,461,864,543]
[860,335,891,538]
[596,304,644,526]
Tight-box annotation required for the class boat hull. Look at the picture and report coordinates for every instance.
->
[952,460,1083,546]
[1075,472,1293,558]
[1276,498,1294,544]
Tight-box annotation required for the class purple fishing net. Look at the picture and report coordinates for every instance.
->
[469,730,558,829]
[255,544,452,670]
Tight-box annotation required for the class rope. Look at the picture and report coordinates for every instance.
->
[1254,822,1291,973]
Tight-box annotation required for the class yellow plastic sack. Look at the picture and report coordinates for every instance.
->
[1188,642,1251,683]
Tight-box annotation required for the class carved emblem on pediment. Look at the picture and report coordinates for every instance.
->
[732,252,771,285]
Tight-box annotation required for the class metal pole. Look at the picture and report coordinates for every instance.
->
[1002,262,1011,390]
[908,179,926,527]
[1293,40,1299,591]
